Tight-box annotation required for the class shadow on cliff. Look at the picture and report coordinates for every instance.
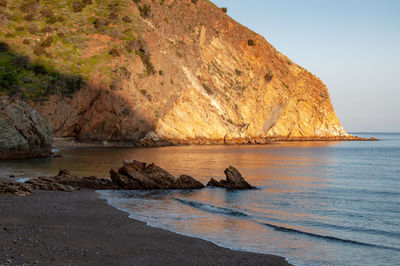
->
[0,42,82,101]
[0,41,154,144]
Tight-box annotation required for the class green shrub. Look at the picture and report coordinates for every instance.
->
[72,1,84,13]
[235,69,242,76]
[137,49,155,74]
[264,71,273,83]
[140,89,147,95]
[27,25,39,34]
[158,70,163,75]
[46,16,58,24]
[41,26,54,33]
[109,48,120,57]
[33,46,46,56]
[40,9,54,18]
[0,45,84,101]
[93,18,109,30]
[40,36,54,48]
[109,12,118,20]
[122,16,132,23]
[23,39,30,45]
[0,0,7,8]
[221,7,227,13]
[203,84,214,95]
[0,42,9,52]
[247,39,255,46]
[139,4,151,18]
[20,1,39,17]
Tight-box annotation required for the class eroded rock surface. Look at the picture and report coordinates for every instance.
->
[1,162,257,196]
[0,181,32,196]
[207,166,255,189]
[110,160,204,189]
[26,169,117,191]
[0,97,53,159]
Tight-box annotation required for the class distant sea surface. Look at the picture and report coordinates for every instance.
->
[1,133,399,265]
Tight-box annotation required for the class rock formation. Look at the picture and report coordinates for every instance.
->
[0,0,354,145]
[0,161,257,195]
[0,97,53,159]
[110,160,204,189]
[0,160,205,195]
[207,166,255,189]
[26,169,118,191]
[0,181,32,196]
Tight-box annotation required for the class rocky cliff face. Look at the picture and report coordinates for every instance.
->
[0,97,53,159]
[0,0,349,144]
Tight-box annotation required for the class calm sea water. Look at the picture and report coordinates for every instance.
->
[1,133,399,265]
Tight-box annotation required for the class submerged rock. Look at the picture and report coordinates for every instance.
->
[0,97,53,159]
[110,160,204,189]
[207,166,255,189]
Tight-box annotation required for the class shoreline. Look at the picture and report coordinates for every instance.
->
[0,190,290,265]
[52,135,376,150]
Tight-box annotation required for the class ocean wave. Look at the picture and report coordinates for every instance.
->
[174,197,400,252]
[174,198,249,217]
[261,222,400,252]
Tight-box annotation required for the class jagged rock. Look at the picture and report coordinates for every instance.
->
[26,169,117,191]
[0,181,32,195]
[176,175,205,189]
[0,97,53,159]
[137,131,172,147]
[110,160,204,189]
[207,166,255,189]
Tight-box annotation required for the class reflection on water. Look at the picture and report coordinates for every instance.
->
[1,133,400,265]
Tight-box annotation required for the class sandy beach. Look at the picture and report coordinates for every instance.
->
[0,190,289,265]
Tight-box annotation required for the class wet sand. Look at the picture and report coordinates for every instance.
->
[0,190,289,265]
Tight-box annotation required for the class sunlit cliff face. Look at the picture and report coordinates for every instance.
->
[1,0,347,143]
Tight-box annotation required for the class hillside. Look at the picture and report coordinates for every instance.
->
[0,0,351,144]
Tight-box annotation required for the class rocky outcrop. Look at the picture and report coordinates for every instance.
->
[0,181,32,196]
[1,162,258,195]
[207,166,255,189]
[26,169,117,191]
[0,97,53,159]
[110,160,204,189]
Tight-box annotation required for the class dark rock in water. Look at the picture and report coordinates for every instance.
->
[26,169,118,191]
[9,175,16,178]
[207,178,221,187]
[0,181,32,195]
[110,160,204,189]
[0,97,53,159]
[176,175,205,189]
[207,166,255,189]
[53,154,63,158]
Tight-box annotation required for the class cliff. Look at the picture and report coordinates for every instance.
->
[0,97,53,159]
[0,0,351,145]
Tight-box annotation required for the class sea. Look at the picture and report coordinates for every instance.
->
[1,132,399,265]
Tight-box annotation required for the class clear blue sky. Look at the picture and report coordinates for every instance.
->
[211,0,400,132]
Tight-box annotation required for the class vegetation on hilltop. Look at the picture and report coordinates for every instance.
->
[0,0,156,101]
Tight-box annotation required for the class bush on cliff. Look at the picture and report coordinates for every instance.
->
[0,43,83,101]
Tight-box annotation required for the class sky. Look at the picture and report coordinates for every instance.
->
[211,0,400,132]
